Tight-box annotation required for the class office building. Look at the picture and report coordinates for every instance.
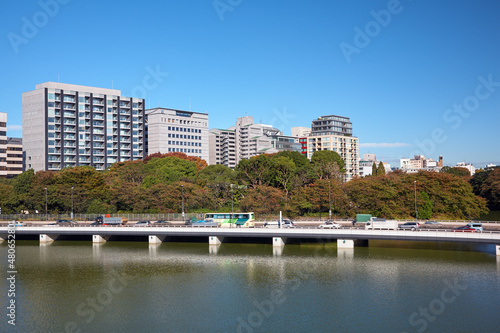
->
[0,113,6,177]
[145,108,209,162]
[6,137,23,177]
[22,82,145,171]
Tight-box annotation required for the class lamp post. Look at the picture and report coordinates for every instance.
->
[328,180,332,221]
[231,184,234,220]
[71,186,74,219]
[414,180,418,221]
[181,185,185,220]
[45,187,48,222]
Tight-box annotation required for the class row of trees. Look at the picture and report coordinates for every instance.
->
[0,151,494,219]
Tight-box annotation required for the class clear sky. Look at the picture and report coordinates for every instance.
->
[1,0,499,168]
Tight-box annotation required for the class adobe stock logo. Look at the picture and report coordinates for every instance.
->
[7,0,71,54]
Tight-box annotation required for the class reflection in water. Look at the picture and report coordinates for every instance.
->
[0,240,498,333]
[209,244,220,255]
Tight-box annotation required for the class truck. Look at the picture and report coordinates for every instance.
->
[94,215,128,225]
[356,214,372,223]
[365,218,398,230]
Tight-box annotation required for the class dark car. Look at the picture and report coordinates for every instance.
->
[51,219,77,226]
[155,220,171,225]
[452,226,476,232]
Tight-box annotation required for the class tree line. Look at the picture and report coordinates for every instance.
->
[0,151,495,220]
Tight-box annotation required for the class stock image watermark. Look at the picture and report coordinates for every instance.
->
[129,64,169,102]
[6,221,17,326]
[339,0,407,64]
[60,269,131,333]
[402,277,467,333]
[236,271,309,333]
[413,74,499,157]
[213,0,243,21]
[269,106,295,134]
[7,0,71,54]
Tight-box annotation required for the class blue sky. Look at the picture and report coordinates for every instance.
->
[1,0,499,168]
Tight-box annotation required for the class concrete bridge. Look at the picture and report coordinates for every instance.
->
[2,224,500,255]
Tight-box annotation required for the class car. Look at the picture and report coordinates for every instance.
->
[135,221,152,226]
[10,221,25,227]
[452,226,476,232]
[466,223,483,232]
[264,220,294,228]
[51,220,77,226]
[425,221,442,225]
[155,220,171,225]
[398,222,420,231]
[318,221,341,229]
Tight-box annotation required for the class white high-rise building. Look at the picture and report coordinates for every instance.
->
[0,113,7,177]
[22,82,145,171]
[145,108,209,162]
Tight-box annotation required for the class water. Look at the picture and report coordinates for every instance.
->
[1,240,499,333]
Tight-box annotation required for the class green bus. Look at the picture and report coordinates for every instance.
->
[203,212,255,228]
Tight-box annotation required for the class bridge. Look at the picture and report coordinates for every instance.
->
[2,224,500,255]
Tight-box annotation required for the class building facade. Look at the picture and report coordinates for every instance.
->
[400,155,443,173]
[303,115,359,181]
[145,108,209,162]
[209,128,236,168]
[209,116,300,168]
[6,138,23,178]
[0,113,6,177]
[23,82,145,171]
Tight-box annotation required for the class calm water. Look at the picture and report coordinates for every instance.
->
[1,240,499,333]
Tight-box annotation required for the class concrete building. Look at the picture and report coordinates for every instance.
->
[456,162,476,175]
[291,127,310,138]
[209,116,299,168]
[303,115,359,182]
[22,82,145,171]
[6,137,23,178]
[359,154,391,177]
[400,155,443,173]
[145,108,209,162]
[209,128,236,168]
[0,113,6,177]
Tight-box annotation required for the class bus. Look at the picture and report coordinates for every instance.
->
[203,212,255,228]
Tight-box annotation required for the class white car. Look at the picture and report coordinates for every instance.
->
[318,221,341,229]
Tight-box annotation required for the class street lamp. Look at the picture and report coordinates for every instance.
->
[231,184,234,220]
[71,186,74,219]
[414,180,418,221]
[181,185,185,220]
[45,187,48,222]
[328,180,332,221]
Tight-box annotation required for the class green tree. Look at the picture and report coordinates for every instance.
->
[310,150,344,180]
[418,192,433,220]
[441,166,470,177]
[235,154,273,187]
[377,162,386,175]
[371,162,377,176]
[271,156,296,201]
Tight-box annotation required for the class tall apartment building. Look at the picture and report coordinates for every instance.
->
[209,116,299,168]
[209,128,236,168]
[6,138,23,177]
[22,82,145,171]
[145,108,209,162]
[0,113,7,177]
[298,115,359,181]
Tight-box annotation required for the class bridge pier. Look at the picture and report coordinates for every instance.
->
[0,235,5,242]
[149,235,166,244]
[40,234,59,243]
[209,236,224,245]
[209,244,221,255]
[337,239,354,249]
[496,245,500,256]
[92,235,110,243]
[273,237,286,247]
